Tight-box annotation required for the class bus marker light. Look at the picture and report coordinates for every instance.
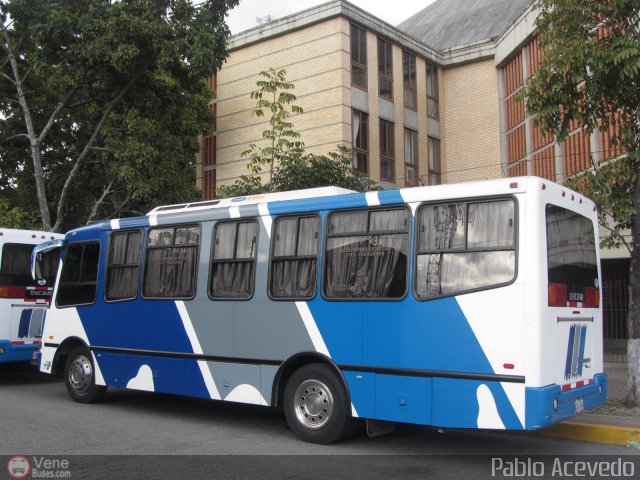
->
[503,363,514,370]
[553,397,558,411]
[510,182,518,189]
[548,283,567,307]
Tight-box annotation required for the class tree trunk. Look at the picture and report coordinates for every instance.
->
[626,163,640,407]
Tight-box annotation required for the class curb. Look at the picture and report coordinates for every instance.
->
[538,421,640,446]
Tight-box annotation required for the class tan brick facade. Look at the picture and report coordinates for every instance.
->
[441,59,502,184]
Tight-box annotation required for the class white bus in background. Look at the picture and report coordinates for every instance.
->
[0,228,64,366]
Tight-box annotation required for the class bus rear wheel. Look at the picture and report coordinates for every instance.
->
[283,363,351,444]
[64,347,106,404]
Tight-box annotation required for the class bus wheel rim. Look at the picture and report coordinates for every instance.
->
[293,378,334,429]
[69,355,93,393]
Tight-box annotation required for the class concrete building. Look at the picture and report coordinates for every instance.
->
[198,0,630,352]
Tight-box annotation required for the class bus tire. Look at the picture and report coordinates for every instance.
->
[283,363,351,444]
[64,347,106,404]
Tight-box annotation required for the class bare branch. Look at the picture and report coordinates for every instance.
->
[37,87,78,145]
[0,133,29,143]
[86,179,114,224]
[53,73,143,232]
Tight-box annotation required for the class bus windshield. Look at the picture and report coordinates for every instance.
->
[0,243,59,287]
[545,205,599,307]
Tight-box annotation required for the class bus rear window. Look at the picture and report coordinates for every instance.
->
[545,205,598,307]
[0,244,34,287]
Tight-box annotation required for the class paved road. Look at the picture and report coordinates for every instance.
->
[1,368,637,479]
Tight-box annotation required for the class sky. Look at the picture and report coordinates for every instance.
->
[225,0,437,34]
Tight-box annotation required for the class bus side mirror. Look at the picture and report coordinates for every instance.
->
[31,239,65,282]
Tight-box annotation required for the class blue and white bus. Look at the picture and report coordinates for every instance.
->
[0,228,63,365]
[36,177,607,443]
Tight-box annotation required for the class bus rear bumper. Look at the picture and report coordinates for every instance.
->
[0,339,39,364]
[525,373,608,429]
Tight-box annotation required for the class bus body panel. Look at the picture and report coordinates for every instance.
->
[0,229,63,364]
[39,177,606,432]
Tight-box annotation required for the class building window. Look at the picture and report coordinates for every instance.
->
[428,136,441,185]
[56,243,100,307]
[415,200,516,300]
[270,215,320,299]
[324,207,408,299]
[209,220,258,299]
[106,230,142,301]
[351,24,367,90]
[378,38,393,100]
[426,63,439,119]
[404,129,418,187]
[143,226,199,299]
[403,51,417,111]
[352,109,369,173]
[380,119,395,182]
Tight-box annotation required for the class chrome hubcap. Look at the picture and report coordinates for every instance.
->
[68,355,93,393]
[294,379,334,429]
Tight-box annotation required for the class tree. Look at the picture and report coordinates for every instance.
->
[240,68,305,191]
[217,68,376,198]
[522,0,640,405]
[1,0,239,232]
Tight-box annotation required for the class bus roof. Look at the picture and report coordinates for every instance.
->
[0,228,64,244]
[64,176,595,237]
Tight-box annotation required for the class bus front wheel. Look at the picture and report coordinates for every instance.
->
[283,363,351,444]
[64,347,106,404]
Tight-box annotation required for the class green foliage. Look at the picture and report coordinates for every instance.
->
[217,69,377,198]
[1,0,238,231]
[271,145,378,193]
[240,68,305,188]
[565,158,636,252]
[523,0,640,249]
[0,198,37,229]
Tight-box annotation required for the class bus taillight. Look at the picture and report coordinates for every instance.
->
[583,287,600,308]
[0,285,27,299]
[548,283,567,307]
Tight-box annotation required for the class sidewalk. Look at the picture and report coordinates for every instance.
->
[539,362,640,447]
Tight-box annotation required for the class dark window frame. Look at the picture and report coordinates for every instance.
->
[404,128,419,187]
[413,196,519,302]
[104,229,143,303]
[402,50,417,111]
[380,119,395,182]
[142,225,200,300]
[322,205,410,302]
[208,219,259,301]
[426,62,439,120]
[377,37,393,101]
[352,109,369,174]
[350,23,368,90]
[268,214,321,301]
[428,136,441,185]
[56,241,101,308]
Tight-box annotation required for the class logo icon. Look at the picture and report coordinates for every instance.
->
[7,456,30,479]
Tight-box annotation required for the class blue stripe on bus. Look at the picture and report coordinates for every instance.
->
[308,295,523,429]
[564,325,576,380]
[18,309,31,338]
[577,325,587,377]
[378,189,405,206]
[266,194,369,216]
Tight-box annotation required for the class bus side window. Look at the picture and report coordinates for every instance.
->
[56,243,101,307]
[270,215,319,299]
[415,199,516,300]
[106,230,142,302]
[209,220,258,299]
[324,207,409,300]
[142,226,199,299]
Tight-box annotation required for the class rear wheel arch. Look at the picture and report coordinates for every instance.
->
[272,352,351,409]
